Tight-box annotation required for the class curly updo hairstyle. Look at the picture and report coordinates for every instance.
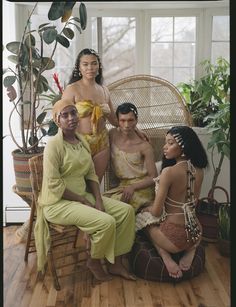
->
[68,48,103,85]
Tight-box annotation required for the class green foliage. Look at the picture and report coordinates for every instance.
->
[3,2,87,154]
[205,101,230,159]
[177,57,230,127]
[79,3,87,30]
[178,57,230,190]
[218,204,230,240]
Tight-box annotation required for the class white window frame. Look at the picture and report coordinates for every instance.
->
[203,7,230,64]
[13,2,229,81]
[87,8,143,77]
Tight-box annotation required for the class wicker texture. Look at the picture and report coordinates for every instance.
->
[28,154,88,290]
[104,74,192,191]
[107,74,192,133]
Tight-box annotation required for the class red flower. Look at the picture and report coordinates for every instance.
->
[53,73,63,94]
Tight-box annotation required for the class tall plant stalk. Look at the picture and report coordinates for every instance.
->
[3,1,88,154]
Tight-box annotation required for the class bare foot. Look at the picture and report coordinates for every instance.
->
[83,233,91,254]
[163,258,183,278]
[108,263,137,280]
[179,248,196,271]
[158,249,183,278]
[108,256,137,281]
[87,258,113,281]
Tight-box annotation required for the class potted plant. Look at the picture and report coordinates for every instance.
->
[218,203,230,256]
[178,57,230,242]
[178,57,230,127]
[204,96,230,246]
[3,1,87,193]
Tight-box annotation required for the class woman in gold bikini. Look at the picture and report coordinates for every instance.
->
[62,48,118,182]
[136,126,208,279]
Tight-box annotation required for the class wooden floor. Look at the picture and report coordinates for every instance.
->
[4,225,230,307]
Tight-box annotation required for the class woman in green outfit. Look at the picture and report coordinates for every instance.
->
[34,99,136,281]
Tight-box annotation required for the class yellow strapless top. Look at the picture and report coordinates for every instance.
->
[75,100,103,134]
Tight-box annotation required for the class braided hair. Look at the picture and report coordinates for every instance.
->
[68,48,103,85]
[161,126,208,170]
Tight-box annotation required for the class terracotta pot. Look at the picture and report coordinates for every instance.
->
[218,238,230,257]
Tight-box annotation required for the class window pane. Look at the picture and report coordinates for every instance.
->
[174,17,196,42]
[174,43,195,67]
[151,67,173,82]
[174,68,195,85]
[151,17,173,42]
[151,16,196,85]
[211,42,230,63]
[211,15,230,64]
[151,43,173,67]
[99,17,136,84]
[212,16,229,41]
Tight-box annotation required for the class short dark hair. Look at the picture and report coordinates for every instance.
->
[161,125,209,169]
[116,102,138,119]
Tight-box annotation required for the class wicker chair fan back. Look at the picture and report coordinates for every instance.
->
[104,75,192,191]
[107,74,192,137]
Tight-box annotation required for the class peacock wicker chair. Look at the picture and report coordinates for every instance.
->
[104,74,192,191]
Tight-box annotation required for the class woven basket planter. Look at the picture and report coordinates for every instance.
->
[12,148,44,194]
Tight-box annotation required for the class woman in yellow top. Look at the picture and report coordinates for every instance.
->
[34,99,136,281]
[62,48,118,182]
[62,48,146,183]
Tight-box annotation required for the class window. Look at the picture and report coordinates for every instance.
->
[151,16,196,84]
[211,15,229,63]
[91,17,136,84]
[13,2,230,88]
[30,10,78,92]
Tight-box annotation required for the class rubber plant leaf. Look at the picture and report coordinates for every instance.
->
[79,3,87,30]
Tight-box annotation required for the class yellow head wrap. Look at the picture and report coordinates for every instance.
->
[52,99,76,126]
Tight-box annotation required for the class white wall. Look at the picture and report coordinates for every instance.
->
[3,1,30,225]
[193,127,230,203]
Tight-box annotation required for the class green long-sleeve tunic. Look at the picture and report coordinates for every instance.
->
[34,129,135,272]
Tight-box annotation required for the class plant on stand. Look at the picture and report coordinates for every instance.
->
[178,57,230,128]
[3,1,87,193]
[3,1,87,243]
[218,202,230,256]
[204,90,230,253]
[178,57,230,243]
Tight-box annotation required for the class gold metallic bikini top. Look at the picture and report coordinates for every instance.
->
[75,100,103,134]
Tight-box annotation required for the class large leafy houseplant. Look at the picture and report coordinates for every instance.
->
[178,58,230,243]
[206,93,230,250]
[204,98,230,190]
[3,1,87,194]
[178,57,230,128]
[178,57,230,190]
[3,1,87,154]
[218,203,230,241]
[218,202,230,256]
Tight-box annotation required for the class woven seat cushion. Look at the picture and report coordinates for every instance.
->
[129,231,205,282]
